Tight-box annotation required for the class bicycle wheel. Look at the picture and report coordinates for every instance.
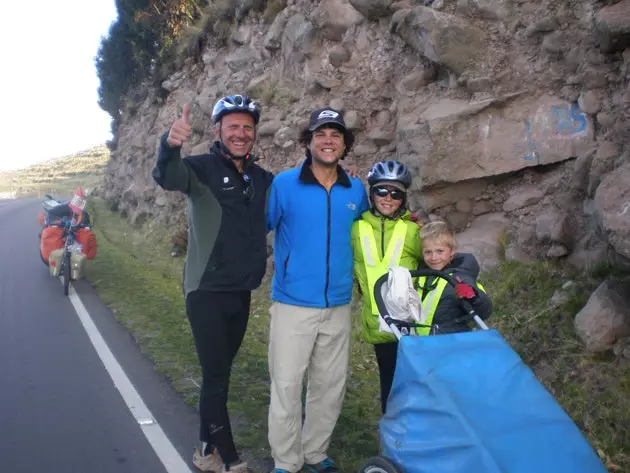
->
[63,251,71,296]
[358,456,405,473]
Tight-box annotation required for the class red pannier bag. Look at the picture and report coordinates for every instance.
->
[75,227,97,259]
[41,226,65,263]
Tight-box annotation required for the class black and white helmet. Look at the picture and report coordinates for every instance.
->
[367,160,412,188]
[212,95,261,124]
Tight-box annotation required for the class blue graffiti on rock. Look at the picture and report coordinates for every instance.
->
[521,103,587,161]
[523,119,540,161]
[553,103,587,134]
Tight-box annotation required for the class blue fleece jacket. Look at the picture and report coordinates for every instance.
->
[267,158,369,308]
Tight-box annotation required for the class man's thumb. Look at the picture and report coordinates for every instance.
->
[182,104,191,123]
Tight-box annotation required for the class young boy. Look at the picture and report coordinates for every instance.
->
[417,220,492,334]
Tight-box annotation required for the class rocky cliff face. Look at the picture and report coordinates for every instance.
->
[102,0,630,276]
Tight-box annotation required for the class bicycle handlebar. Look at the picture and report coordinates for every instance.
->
[373,268,488,340]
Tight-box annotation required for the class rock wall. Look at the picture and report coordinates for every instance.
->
[102,0,630,273]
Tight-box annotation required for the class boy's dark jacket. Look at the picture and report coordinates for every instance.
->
[417,252,492,334]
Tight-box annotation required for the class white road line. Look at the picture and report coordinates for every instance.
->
[65,282,193,473]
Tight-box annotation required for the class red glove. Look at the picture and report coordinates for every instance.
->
[455,277,476,299]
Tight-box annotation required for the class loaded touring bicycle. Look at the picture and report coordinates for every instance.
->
[38,188,97,296]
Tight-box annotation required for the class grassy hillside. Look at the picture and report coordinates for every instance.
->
[0,146,109,197]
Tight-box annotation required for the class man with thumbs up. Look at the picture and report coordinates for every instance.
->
[152,95,273,473]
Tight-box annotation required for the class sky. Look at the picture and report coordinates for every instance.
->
[0,0,119,171]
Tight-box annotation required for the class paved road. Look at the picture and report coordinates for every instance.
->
[0,198,199,473]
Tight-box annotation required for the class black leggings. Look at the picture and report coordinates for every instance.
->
[186,290,251,465]
[373,342,399,415]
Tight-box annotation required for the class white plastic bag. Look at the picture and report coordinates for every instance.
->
[68,242,84,254]
[378,266,422,333]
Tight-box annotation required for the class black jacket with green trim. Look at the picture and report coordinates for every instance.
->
[152,133,274,296]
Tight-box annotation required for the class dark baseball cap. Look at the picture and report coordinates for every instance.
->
[308,108,347,132]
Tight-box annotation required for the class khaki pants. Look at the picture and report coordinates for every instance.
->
[268,302,351,473]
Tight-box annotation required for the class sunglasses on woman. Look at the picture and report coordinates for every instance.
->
[373,186,405,201]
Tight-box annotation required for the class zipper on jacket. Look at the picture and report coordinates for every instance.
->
[324,190,332,308]
[227,155,256,284]
[380,218,385,258]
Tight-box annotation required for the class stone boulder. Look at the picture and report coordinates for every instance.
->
[349,0,394,20]
[535,208,577,250]
[273,127,295,149]
[578,90,602,115]
[281,14,316,82]
[162,71,186,92]
[390,6,486,74]
[574,280,630,351]
[397,66,437,96]
[613,338,630,359]
[587,141,621,197]
[257,120,283,137]
[567,230,617,271]
[329,45,351,67]
[594,162,630,259]
[503,188,545,212]
[456,0,510,21]
[398,95,595,187]
[264,8,290,51]
[225,49,258,72]
[456,212,510,271]
[595,0,630,53]
[415,180,487,210]
[310,0,363,41]
[231,25,252,45]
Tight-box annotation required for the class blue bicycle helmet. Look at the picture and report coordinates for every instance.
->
[212,95,261,124]
[367,160,412,189]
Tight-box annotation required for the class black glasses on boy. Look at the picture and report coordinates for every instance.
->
[373,186,405,201]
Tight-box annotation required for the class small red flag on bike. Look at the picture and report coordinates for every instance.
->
[69,187,86,215]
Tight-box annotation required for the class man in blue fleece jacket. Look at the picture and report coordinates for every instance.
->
[266,108,369,473]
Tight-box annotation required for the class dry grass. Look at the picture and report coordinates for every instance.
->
[250,78,298,109]
[175,0,288,62]
[178,0,238,54]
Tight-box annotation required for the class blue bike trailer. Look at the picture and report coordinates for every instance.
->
[379,330,607,473]
[363,269,607,473]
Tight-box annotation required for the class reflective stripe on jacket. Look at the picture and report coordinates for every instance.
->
[416,271,488,335]
[358,219,407,315]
